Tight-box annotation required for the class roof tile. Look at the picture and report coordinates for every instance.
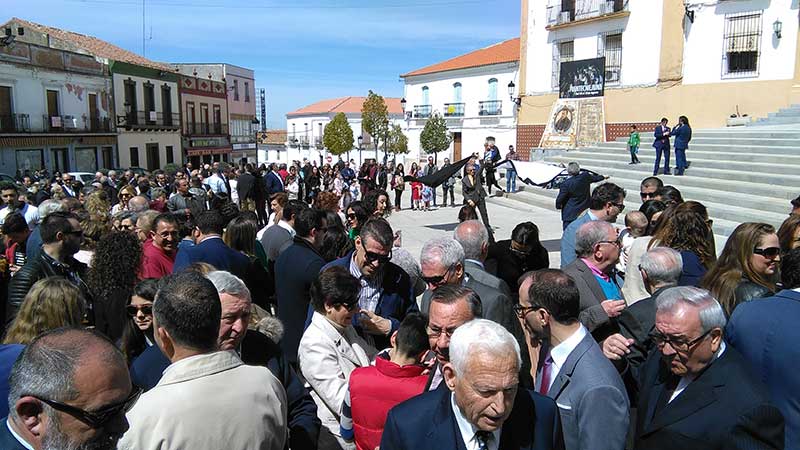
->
[287,96,403,117]
[402,37,519,78]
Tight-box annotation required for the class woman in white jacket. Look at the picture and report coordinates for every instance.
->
[299,266,376,450]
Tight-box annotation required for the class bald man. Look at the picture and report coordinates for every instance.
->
[453,220,511,297]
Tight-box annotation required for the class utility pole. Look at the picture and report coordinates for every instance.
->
[142,0,146,56]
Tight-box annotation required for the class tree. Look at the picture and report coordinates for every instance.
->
[361,90,389,158]
[387,124,409,156]
[323,112,354,157]
[420,112,452,164]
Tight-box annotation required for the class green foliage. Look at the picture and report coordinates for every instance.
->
[361,90,389,148]
[163,163,180,176]
[387,124,409,155]
[420,112,452,160]
[323,112,354,156]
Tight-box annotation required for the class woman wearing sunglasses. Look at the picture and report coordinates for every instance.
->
[701,222,780,315]
[345,201,369,240]
[119,278,158,366]
[299,266,376,450]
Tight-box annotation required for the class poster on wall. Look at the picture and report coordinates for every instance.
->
[559,57,605,99]
[539,97,605,149]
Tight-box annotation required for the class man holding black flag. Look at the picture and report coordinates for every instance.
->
[483,136,504,196]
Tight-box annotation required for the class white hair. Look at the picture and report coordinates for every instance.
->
[567,161,580,176]
[453,220,488,261]
[421,237,465,269]
[206,270,251,302]
[449,319,521,376]
[38,199,65,219]
[640,247,682,287]
[655,286,727,333]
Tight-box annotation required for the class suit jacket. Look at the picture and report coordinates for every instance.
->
[464,259,512,298]
[726,289,800,449]
[539,333,629,450]
[323,253,418,349]
[380,383,564,450]
[0,345,24,419]
[559,213,594,268]
[237,171,256,201]
[555,172,605,223]
[0,420,27,450]
[485,240,550,299]
[461,173,486,204]
[652,125,671,150]
[260,223,293,263]
[633,345,784,450]
[172,236,249,278]
[119,350,287,450]
[563,258,617,339]
[299,312,375,444]
[671,124,691,150]
[615,287,666,377]
[265,171,285,195]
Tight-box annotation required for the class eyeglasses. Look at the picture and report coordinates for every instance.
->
[610,202,625,211]
[421,265,455,286]
[427,324,458,338]
[640,192,656,200]
[34,387,142,429]
[361,241,391,265]
[596,239,622,248]
[347,213,357,220]
[512,304,541,320]
[753,247,781,259]
[650,328,713,353]
[126,305,153,316]
[332,301,359,311]
[117,224,133,231]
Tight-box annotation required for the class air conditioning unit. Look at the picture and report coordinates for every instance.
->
[558,11,571,24]
[600,0,615,14]
[63,115,77,129]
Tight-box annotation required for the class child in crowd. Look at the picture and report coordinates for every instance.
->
[411,171,423,211]
[628,124,640,164]
[617,210,649,274]
[340,314,429,450]
[421,183,433,211]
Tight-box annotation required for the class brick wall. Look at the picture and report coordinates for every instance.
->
[605,122,659,142]
[516,124,545,160]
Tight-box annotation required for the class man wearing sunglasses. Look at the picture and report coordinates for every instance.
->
[560,182,626,268]
[639,176,663,203]
[322,218,416,349]
[631,287,784,450]
[2,328,135,450]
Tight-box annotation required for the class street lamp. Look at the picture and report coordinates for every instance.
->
[358,135,363,165]
[383,118,389,164]
[508,80,521,106]
[774,18,783,39]
[400,98,406,113]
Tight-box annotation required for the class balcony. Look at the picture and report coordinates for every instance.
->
[443,103,465,117]
[0,114,31,133]
[299,136,310,149]
[414,105,432,119]
[185,122,229,136]
[546,0,628,29]
[478,100,503,116]
[315,137,324,149]
[117,111,180,131]
[0,114,115,134]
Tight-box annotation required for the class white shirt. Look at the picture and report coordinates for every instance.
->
[669,340,727,403]
[450,392,501,450]
[540,325,589,393]
[0,203,40,229]
[6,419,34,450]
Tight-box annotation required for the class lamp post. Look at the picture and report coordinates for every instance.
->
[357,135,363,166]
[774,18,783,39]
[383,118,389,165]
[507,80,521,106]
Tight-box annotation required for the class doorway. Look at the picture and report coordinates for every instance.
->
[146,143,160,170]
[51,148,69,173]
[453,132,462,161]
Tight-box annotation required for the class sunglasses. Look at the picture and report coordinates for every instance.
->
[361,241,391,265]
[640,192,656,200]
[331,301,359,311]
[421,265,455,286]
[126,305,153,316]
[347,213,357,220]
[753,247,781,259]
[34,387,142,429]
[610,202,625,211]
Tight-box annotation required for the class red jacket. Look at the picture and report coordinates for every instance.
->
[349,356,428,450]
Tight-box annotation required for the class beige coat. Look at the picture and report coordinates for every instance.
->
[118,350,287,450]
[299,312,376,447]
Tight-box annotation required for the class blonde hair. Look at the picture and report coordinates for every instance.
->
[3,277,86,344]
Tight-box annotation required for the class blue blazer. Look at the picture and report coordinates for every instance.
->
[671,124,692,150]
[381,383,564,450]
[0,418,27,450]
[652,125,671,150]
[726,289,800,449]
[560,212,593,268]
[555,171,605,223]
[172,237,249,278]
[265,171,284,195]
[0,345,23,419]
[321,253,418,349]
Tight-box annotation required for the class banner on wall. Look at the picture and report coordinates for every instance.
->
[539,97,605,149]
[559,57,605,99]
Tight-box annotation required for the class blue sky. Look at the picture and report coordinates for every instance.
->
[5,0,520,128]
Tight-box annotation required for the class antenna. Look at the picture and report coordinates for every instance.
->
[142,0,145,56]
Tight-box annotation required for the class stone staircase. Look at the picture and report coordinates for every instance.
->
[748,104,800,126]
[490,126,798,242]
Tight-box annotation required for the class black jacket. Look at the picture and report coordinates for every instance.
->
[732,278,773,313]
[485,239,549,298]
[7,251,88,323]
[555,171,605,222]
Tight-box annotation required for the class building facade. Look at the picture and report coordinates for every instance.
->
[176,73,232,167]
[0,26,116,175]
[517,0,800,150]
[401,38,520,160]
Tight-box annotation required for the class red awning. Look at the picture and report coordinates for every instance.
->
[185,146,232,156]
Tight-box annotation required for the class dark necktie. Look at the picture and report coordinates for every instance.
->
[475,430,491,450]
[538,355,553,395]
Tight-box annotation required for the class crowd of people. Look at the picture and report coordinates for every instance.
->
[0,150,795,450]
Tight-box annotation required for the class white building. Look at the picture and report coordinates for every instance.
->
[517,0,800,148]
[282,96,404,166]
[401,38,519,162]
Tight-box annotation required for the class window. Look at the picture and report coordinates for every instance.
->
[46,89,60,117]
[487,78,498,101]
[552,40,574,90]
[101,146,114,169]
[166,145,174,164]
[0,86,14,132]
[244,82,250,102]
[598,31,623,85]
[130,147,139,167]
[75,147,97,172]
[421,86,429,105]
[162,85,173,126]
[16,149,43,172]
[723,11,763,78]
[186,102,196,134]
[212,105,221,134]
[233,79,239,101]
[453,83,462,103]
[143,82,155,121]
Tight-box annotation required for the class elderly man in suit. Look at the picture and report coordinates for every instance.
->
[381,319,563,450]
[555,162,607,230]
[560,182,625,268]
[172,210,249,278]
[632,287,784,450]
[517,269,629,450]
[454,219,512,297]
[727,247,800,449]
[563,221,626,341]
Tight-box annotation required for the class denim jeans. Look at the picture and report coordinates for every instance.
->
[506,170,517,192]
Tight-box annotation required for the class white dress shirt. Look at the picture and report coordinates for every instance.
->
[6,419,34,450]
[451,392,501,450]
[539,324,589,393]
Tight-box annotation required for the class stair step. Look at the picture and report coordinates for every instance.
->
[605,138,800,150]
[588,145,800,161]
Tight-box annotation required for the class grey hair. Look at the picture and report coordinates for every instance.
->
[38,199,65,219]
[128,196,150,213]
[206,270,251,302]
[453,220,488,261]
[655,286,727,333]
[640,247,682,287]
[449,319,521,376]
[567,162,580,176]
[574,220,614,257]
[421,237,465,269]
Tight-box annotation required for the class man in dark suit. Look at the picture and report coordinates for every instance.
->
[236,163,257,211]
[462,162,494,243]
[275,208,327,364]
[555,162,606,230]
[726,247,800,449]
[2,328,134,450]
[260,199,306,264]
[172,210,249,278]
[632,286,784,450]
[381,319,563,450]
[652,118,671,176]
[454,220,512,297]
[264,163,285,197]
[322,218,417,349]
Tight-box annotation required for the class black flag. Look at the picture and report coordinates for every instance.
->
[403,156,472,188]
